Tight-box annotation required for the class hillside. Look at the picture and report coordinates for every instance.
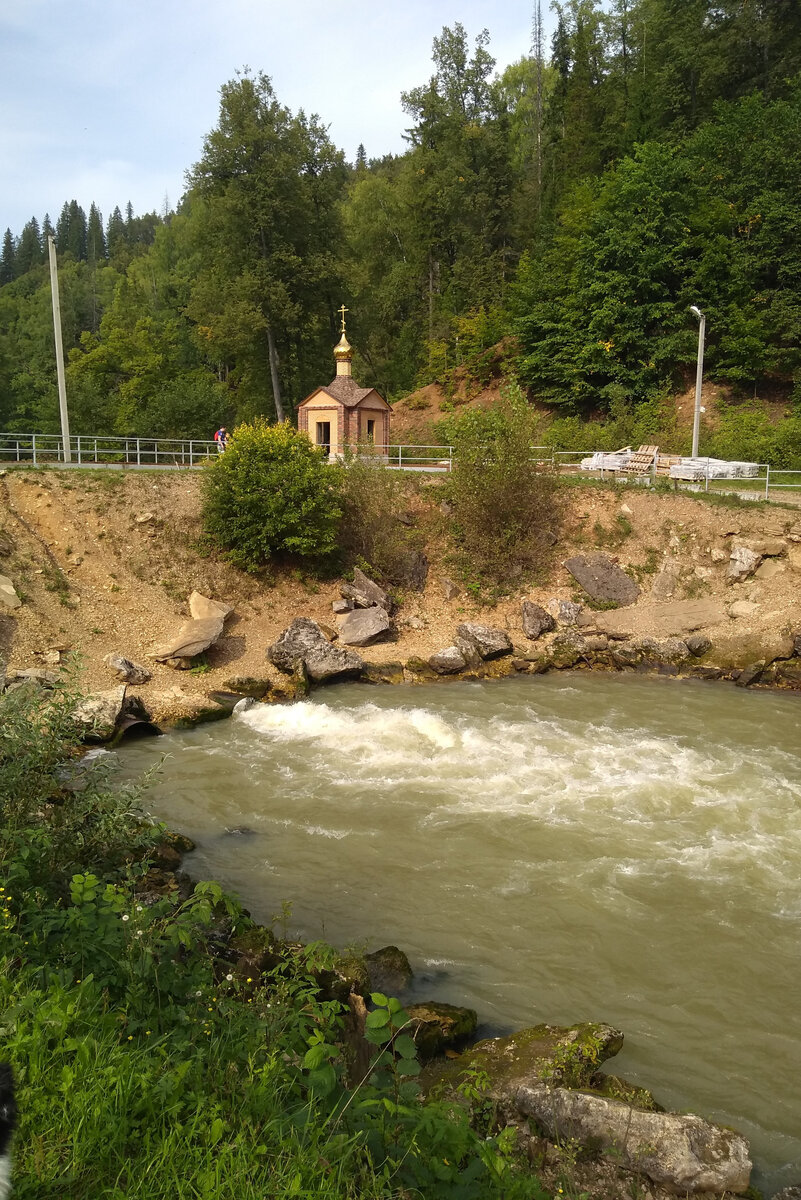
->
[2,467,800,728]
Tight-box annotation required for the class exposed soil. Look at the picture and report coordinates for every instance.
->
[1,466,800,724]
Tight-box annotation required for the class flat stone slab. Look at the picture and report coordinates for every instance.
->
[150,616,225,660]
[563,554,640,606]
[578,599,727,639]
[188,591,233,621]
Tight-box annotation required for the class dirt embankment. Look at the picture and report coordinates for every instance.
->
[1,467,800,725]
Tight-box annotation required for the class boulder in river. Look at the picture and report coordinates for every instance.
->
[268,618,363,683]
[365,945,413,996]
[406,1001,478,1060]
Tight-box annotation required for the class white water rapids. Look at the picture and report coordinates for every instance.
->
[118,673,801,1192]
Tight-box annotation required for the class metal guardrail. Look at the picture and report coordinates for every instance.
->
[0,433,218,467]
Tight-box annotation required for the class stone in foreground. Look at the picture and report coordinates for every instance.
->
[73,685,128,742]
[456,622,512,660]
[515,1086,752,1194]
[564,553,640,606]
[406,1001,478,1061]
[365,945,413,996]
[338,605,391,647]
[267,618,363,683]
[728,544,761,583]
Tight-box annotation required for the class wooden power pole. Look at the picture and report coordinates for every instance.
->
[47,235,71,462]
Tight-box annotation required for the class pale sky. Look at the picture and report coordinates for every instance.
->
[0,0,556,237]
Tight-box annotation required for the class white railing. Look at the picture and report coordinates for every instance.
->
[0,433,218,467]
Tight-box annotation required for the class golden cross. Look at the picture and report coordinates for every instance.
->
[338,304,348,333]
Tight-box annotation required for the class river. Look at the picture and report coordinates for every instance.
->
[117,673,801,1193]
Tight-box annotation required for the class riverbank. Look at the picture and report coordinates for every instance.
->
[1,468,800,727]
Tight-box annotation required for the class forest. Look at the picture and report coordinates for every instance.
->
[1,0,800,447]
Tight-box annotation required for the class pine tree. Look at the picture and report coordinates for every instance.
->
[87,203,106,264]
[0,228,15,284]
[355,143,367,171]
[16,217,43,273]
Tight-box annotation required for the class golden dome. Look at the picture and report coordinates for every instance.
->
[333,331,352,361]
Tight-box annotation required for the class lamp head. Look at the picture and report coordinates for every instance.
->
[690,305,704,320]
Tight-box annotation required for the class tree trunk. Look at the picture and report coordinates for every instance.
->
[266,325,285,423]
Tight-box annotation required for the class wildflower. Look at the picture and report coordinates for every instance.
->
[246,977,253,983]
[122,914,130,922]
[136,905,143,911]
[225,973,233,982]
[127,1035,133,1041]
[145,1031,151,1036]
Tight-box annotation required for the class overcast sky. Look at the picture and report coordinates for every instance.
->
[0,0,557,237]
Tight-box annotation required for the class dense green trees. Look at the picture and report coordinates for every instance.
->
[2,3,801,435]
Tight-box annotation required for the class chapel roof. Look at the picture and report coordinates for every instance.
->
[317,375,382,408]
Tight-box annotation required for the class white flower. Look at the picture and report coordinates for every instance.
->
[225,973,233,982]
[195,990,202,997]
[136,905,143,912]
[135,930,143,938]
[122,914,130,922]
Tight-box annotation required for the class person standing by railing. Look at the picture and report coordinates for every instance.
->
[213,426,228,453]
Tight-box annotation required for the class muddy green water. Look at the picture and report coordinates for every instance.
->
[118,674,801,1193]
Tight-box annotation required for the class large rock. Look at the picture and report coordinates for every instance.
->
[0,575,21,609]
[104,653,151,685]
[516,1086,752,1194]
[428,645,468,674]
[632,636,691,666]
[365,945,413,996]
[150,616,225,661]
[549,630,589,668]
[406,1002,478,1061]
[740,537,786,557]
[188,591,233,621]
[73,685,128,743]
[267,618,363,683]
[456,622,513,660]
[340,567,391,612]
[564,554,640,607]
[728,545,762,583]
[338,606,391,647]
[521,601,555,640]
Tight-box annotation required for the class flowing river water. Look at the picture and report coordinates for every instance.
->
[118,673,801,1193]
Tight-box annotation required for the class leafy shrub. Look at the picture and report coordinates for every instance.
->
[338,457,426,586]
[437,384,561,589]
[202,419,341,571]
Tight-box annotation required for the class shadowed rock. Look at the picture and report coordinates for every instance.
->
[104,653,151,685]
[151,592,233,661]
[365,945,413,995]
[340,567,391,612]
[564,553,640,606]
[521,601,555,640]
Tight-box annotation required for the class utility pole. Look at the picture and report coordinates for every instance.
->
[47,235,71,462]
[690,305,706,460]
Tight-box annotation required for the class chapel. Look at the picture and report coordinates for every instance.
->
[297,307,391,458]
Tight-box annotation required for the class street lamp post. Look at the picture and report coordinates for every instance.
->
[689,305,705,460]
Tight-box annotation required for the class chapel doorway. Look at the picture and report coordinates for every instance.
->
[316,422,331,455]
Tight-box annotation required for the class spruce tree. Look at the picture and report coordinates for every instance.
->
[0,228,15,284]
[87,203,106,264]
[16,217,43,273]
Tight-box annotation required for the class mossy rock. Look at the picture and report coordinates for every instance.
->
[360,661,406,685]
[228,925,281,978]
[591,1072,662,1112]
[315,951,370,1002]
[424,1022,623,1099]
[365,944,413,995]
[407,1001,478,1061]
[484,656,518,680]
[404,656,438,681]
[166,703,231,730]
[222,676,273,700]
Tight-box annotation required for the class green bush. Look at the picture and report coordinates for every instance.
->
[202,419,341,571]
[437,384,561,590]
[338,457,426,586]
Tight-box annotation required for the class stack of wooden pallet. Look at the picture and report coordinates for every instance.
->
[620,445,658,475]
